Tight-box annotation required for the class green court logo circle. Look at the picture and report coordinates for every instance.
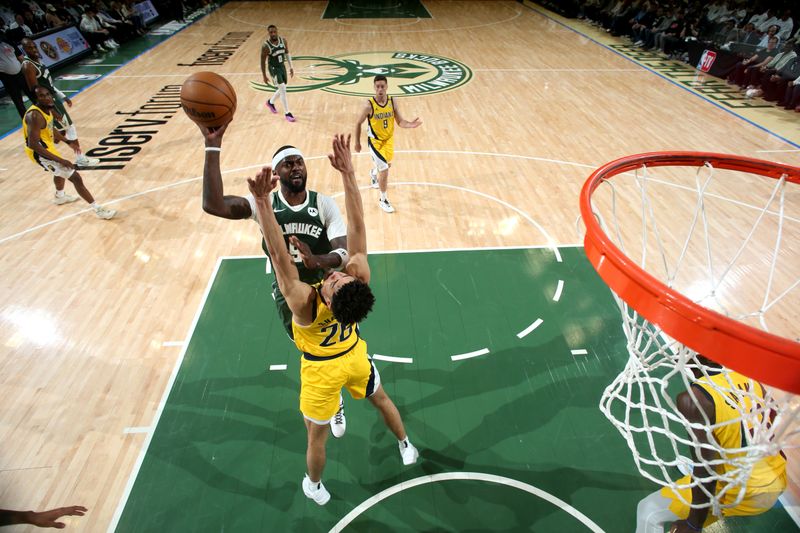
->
[250,51,472,97]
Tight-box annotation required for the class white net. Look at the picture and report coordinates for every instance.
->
[585,156,800,517]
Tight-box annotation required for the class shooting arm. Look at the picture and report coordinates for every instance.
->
[198,122,253,219]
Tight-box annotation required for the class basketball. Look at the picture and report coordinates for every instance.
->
[180,72,237,128]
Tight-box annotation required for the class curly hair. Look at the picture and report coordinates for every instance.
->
[330,280,375,325]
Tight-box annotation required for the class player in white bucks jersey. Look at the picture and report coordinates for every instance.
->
[355,75,422,213]
[260,24,295,122]
[21,38,100,174]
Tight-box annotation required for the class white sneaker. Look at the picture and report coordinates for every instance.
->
[369,168,379,189]
[399,439,418,465]
[302,475,330,505]
[76,154,100,167]
[53,193,79,205]
[109,39,120,48]
[94,206,116,220]
[330,395,346,438]
[378,198,395,213]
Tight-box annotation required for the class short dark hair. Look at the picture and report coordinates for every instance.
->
[374,75,387,84]
[268,24,277,30]
[273,145,295,157]
[330,280,375,325]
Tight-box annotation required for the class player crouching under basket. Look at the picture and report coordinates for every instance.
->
[636,354,787,533]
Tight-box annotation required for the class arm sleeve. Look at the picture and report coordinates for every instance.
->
[317,194,347,240]
[245,193,262,221]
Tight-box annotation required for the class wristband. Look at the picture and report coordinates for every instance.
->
[205,147,221,152]
[331,248,349,269]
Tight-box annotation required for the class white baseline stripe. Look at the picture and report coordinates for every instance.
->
[373,354,414,364]
[107,257,224,533]
[571,349,588,355]
[329,472,604,533]
[123,427,151,434]
[451,348,489,361]
[553,280,564,302]
[779,492,800,528]
[755,149,800,153]
[517,318,543,339]
[161,340,185,347]
[269,364,287,371]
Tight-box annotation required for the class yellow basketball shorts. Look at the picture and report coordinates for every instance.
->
[368,137,393,171]
[661,471,787,526]
[299,340,381,423]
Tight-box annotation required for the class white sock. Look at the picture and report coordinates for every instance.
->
[380,191,388,202]
[399,437,409,447]
[279,83,290,113]
[55,190,65,197]
[90,202,99,209]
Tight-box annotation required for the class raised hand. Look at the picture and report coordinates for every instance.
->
[196,120,230,147]
[327,133,354,174]
[27,505,88,528]
[289,235,320,269]
[247,166,278,199]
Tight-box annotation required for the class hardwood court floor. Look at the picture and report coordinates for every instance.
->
[0,2,797,531]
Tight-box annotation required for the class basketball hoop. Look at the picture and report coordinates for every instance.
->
[579,152,800,516]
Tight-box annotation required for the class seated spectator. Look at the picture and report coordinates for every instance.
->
[9,14,33,40]
[775,9,794,42]
[654,11,685,53]
[21,7,46,34]
[113,1,146,35]
[747,42,799,101]
[64,0,84,24]
[629,3,657,42]
[743,40,797,95]
[635,6,672,48]
[94,1,136,43]
[80,7,118,52]
[756,25,780,49]
[778,72,800,110]
[727,34,779,86]
[43,4,67,29]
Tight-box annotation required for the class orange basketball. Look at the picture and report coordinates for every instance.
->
[180,72,237,128]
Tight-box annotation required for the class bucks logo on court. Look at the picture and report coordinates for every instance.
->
[250,51,472,97]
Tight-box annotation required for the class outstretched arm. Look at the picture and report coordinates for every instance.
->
[0,505,87,528]
[248,168,315,324]
[670,388,718,533]
[197,121,253,220]
[393,99,422,128]
[328,134,369,283]
[353,100,371,153]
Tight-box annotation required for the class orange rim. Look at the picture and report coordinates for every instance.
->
[580,152,800,393]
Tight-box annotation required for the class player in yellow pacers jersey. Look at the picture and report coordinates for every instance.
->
[248,133,418,506]
[355,75,422,214]
[636,355,787,533]
[23,86,115,219]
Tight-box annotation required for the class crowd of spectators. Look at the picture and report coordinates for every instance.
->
[576,1,800,112]
[0,1,152,53]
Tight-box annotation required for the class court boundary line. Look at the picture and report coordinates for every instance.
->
[105,246,584,531]
[518,1,800,151]
[106,256,224,533]
[328,471,604,532]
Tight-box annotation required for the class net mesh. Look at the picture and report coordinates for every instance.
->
[586,157,799,517]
